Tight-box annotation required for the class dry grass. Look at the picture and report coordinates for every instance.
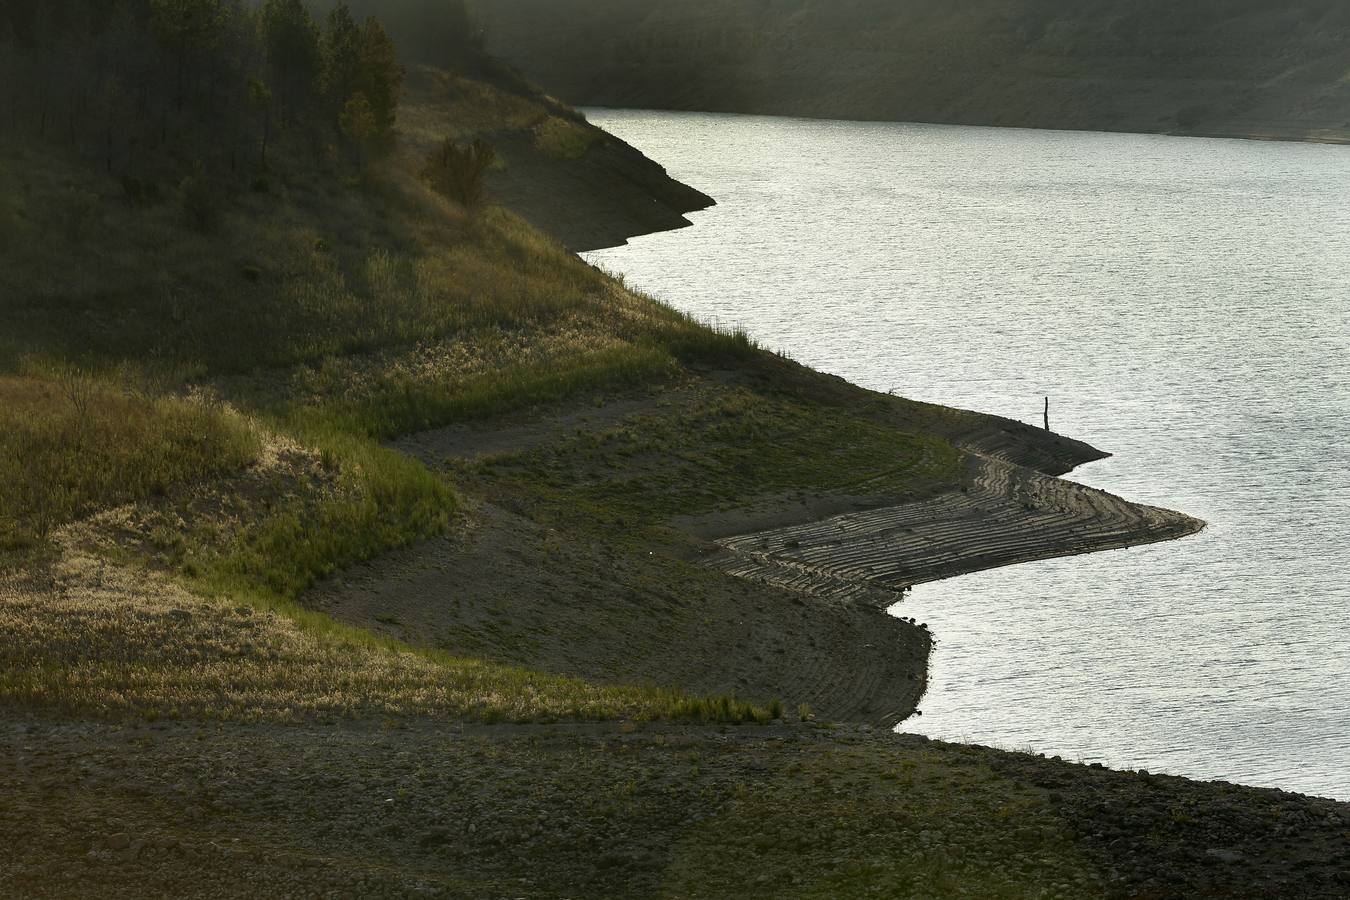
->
[0,374,259,551]
[0,75,770,733]
[533,115,599,160]
[0,548,770,724]
[401,66,551,144]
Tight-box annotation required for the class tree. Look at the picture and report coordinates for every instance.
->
[338,91,375,167]
[248,75,272,165]
[259,0,319,119]
[150,0,227,113]
[355,17,402,143]
[321,4,362,115]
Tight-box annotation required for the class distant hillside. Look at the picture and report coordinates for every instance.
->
[473,0,1350,141]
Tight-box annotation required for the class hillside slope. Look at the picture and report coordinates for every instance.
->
[475,0,1350,142]
[399,64,712,251]
[4,5,1346,897]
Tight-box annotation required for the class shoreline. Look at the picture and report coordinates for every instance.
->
[581,104,1350,150]
[695,424,1204,731]
[705,451,1204,607]
[323,374,1203,732]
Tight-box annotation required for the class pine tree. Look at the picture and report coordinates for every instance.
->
[339,91,376,167]
[321,3,362,116]
[356,17,402,143]
[259,0,319,120]
[150,0,227,113]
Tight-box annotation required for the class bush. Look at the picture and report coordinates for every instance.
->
[422,137,496,208]
[120,175,162,207]
[533,115,596,160]
[178,170,224,233]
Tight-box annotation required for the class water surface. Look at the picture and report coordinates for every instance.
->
[583,110,1350,799]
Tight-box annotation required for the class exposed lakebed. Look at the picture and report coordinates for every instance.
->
[584,110,1350,799]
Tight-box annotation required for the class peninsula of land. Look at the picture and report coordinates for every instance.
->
[2,3,1346,897]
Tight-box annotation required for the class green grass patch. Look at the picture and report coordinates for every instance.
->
[483,385,962,522]
[300,343,679,440]
[198,433,456,599]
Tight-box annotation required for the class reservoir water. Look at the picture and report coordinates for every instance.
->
[582,110,1350,800]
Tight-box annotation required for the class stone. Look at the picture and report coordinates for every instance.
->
[418,828,450,849]
[106,833,131,852]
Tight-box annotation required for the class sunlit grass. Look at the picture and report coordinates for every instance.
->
[198,432,456,599]
[482,385,963,522]
[0,553,777,724]
[0,373,259,552]
[533,115,599,159]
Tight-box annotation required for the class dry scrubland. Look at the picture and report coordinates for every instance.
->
[4,7,1350,897]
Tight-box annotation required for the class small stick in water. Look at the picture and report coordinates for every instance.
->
[1044,396,1050,431]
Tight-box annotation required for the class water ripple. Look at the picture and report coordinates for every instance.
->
[585,110,1350,800]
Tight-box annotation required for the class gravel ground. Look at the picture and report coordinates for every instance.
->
[4,715,1347,899]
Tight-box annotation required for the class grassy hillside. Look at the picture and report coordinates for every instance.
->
[6,4,1349,898]
[0,0,965,729]
[474,0,1350,141]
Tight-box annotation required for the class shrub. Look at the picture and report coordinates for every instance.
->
[178,170,223,232]
[120,175,162,207]
[422,137,496,208]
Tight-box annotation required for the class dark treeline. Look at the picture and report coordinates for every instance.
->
[313,0,480,68]
[475,0,1350,139]
[0,0,475,183]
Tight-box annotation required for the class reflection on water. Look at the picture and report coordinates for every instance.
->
[584,110,1350,799]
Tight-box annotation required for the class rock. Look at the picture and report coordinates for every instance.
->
[106,833,131,852]
[418,828,450,848]
[1207,848,1243,864]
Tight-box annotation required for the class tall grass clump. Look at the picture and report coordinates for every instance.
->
[201,431,455,601]
[0,374,259,549]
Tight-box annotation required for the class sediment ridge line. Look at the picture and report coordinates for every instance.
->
[706,453,1206,606]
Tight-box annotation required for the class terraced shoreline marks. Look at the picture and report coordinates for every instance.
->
[707,454,1205,606]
